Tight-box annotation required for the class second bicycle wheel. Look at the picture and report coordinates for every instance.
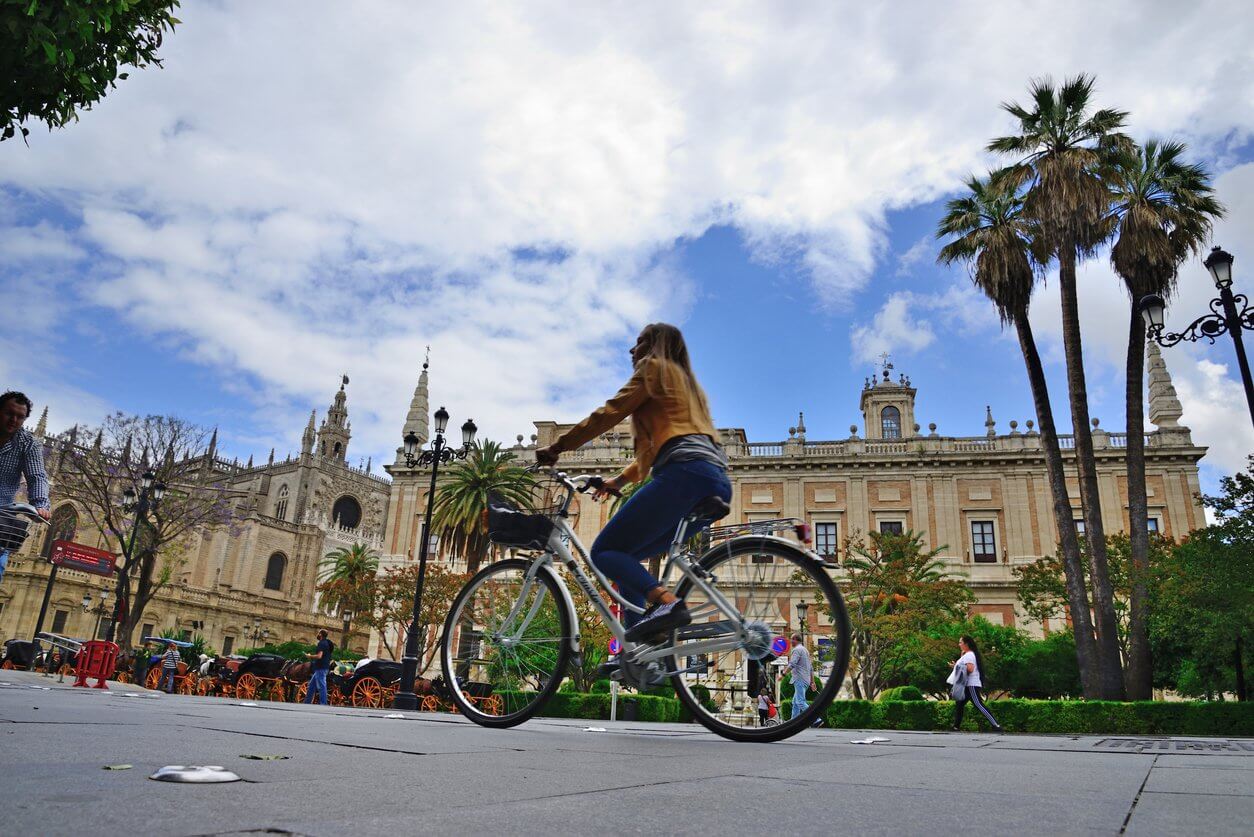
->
[668,536,850,742]
[441,557,573,728]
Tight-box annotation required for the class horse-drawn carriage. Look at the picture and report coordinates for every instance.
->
[230,653,292,701]
[290,658,404,707]
[419,676,503,715]
[0,639,38,670]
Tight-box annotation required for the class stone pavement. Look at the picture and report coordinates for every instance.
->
[2,670,1251,836]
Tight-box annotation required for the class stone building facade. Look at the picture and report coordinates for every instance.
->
[0,380,390,656]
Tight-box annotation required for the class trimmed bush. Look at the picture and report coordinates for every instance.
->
[495,690,682,722]
[878,685,925,702]
[821,699,1254,736]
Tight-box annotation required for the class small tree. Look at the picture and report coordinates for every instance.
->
[1,0,181,141]
[317,542,380,645]
[53,413,242,649]
[838,530,973,699]
[360,561,466,670]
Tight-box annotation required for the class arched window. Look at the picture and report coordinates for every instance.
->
[274,485,289,521]
[42,504,78,557]
[331,495,362,530]
[333,442,342,456]
[880,406,902,439]
[264,552,286,591]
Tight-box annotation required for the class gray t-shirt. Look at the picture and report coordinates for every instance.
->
[652,434,729,472]
[789,645,813,684]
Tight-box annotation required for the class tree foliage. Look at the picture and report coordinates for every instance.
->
[837,530,973,699]
[431,440,536,574]
[1,0,181,141]
[357,561,467,669]
[316,542,380,621]
[52,413,242,649]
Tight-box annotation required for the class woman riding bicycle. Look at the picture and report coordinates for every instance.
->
[535,323,731,643]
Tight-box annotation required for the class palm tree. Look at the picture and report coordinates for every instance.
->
[431,440,535,575]
[989,74,1129,699]
[318,542,380,643]
[937,171,1102,697]
[1107,139,1224,698]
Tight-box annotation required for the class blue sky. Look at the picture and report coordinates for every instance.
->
[2,1,1252,501]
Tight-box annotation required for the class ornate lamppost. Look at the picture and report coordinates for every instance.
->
[393,406,477,710]
[245,618,270,648]
[1141,246,1254,427]
[81,589,111,640]
[105,469,167,643]
[797,601,809,638]
[340,608,354,651]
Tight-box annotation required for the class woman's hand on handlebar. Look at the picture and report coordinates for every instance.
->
[588,474,625,502]
[535,445,560,466]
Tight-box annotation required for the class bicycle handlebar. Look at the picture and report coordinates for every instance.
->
[1,503,50,524]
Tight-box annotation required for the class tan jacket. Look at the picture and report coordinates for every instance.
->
[552,357,717,484]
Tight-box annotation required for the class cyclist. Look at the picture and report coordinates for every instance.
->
[535,323,731,642]
[0,391,51,585]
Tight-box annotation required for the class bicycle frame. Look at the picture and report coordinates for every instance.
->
[494,472,756,670]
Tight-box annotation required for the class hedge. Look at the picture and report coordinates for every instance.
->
[816,699,1254,736]
[495,690,683,723]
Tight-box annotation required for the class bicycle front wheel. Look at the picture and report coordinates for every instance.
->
[441,557,573,728]
[669,537,850,742]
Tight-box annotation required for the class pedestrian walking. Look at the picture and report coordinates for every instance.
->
[159,642,180,693]
[303,629,333,705]
[0,392,51,585]
[757,689,770,726]
[950,635,1002,732]
[785,633,823,727]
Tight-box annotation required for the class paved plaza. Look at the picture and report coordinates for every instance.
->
[1,670,1251,836]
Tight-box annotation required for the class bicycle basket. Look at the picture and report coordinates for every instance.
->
[0,511,30,552]
[484,480,563,549]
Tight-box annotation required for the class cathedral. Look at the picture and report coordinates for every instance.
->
[0,344,1207,660]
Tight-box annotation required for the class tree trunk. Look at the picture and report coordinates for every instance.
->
[1058,244,1126,699]
[1124,309,1153,699]
[1015,315,1102,697]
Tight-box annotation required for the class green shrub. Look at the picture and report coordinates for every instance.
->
[821,699,1254,736]
[590,679,612,693]
[878,685,925,702]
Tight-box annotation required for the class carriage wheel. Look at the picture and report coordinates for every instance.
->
[145,668,162,690]
[196,678,213,696]
[235,673,258,700]
[2,660,16,670]
[177,675,198,695]
[295,683,308,703]
[351,676,383,708]
[59,664,74,676]
[267,680,287,702]
[114,671,132,684]
[479,694,504,716]
[420,695,441,712]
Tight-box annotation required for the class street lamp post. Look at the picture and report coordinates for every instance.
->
[797,601,809,638]
[1141,246,1254,427]
[393,406,477,710]
[245,618,270,648]
[105,469,167,643]
[81,589,111,640]
[341,608,354,651]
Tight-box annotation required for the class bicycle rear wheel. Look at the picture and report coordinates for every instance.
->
[441,558,573,728]
[668,537,850,742]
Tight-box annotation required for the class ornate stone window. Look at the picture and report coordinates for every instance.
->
[332,495,362,530]
[41,503,77,557]
[264,552,287,591]
[880,406,902,439]
[274,485,289,521]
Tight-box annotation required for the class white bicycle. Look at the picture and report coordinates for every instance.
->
[439,469,850,742]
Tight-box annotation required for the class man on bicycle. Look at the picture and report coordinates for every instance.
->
[535,324,732,643]
[0,392,50,584]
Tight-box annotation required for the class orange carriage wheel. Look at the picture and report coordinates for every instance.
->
[420,694,441,712]
[295,683,308,703]
[177,674,197,695]
[145,667,162,690]
[235,673,259,700]
[0,661,16,670]
[480,694,504,716]
[195,677,213,696]
[266,679,287,702]
[59,663,74,677]
[351,676,383,708]
[114,671,132,684]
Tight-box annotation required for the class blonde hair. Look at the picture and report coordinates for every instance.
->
[634,323,715,426]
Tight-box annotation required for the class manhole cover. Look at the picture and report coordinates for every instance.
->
[150,765,242,783]
[1094,738,1254,754]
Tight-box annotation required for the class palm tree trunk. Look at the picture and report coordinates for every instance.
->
[1015,314,1102,697]
[1059,243,1126,699]
[1124,308,1153,699]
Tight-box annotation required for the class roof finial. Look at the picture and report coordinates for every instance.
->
[985,405,996,437]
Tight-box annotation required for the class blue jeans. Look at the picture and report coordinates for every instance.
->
[160,668,177,692]
[791,679,809,720]
[591,460,732,621]
[0,548,9,584]
[305,668,329,704]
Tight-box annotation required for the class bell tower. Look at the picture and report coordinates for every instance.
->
[860,355,918,440]
[317,375,352,462]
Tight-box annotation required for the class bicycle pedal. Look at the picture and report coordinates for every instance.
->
[674,621,734,640]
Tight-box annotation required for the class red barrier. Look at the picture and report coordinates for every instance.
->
[72,640,120,689]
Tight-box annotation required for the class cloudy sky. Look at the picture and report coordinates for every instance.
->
[2,0,1252,501]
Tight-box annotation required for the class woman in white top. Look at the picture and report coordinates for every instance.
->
[951,635,1002,732]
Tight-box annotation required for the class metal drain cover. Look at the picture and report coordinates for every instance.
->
[149,765,242,783]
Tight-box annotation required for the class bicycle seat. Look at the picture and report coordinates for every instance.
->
[688,495,731,523]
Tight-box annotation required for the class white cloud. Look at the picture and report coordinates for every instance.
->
[850,292,936,365]
[1,0,1253,463]
[896,236,932,276]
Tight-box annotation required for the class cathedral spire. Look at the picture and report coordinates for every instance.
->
[301,410,317,456]
[317,375,352,462]
[207,426,218,459]
[400,361,431,457]
[1146,342,1184,429]
[34,406,47,438]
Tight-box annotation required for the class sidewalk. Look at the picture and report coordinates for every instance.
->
[2,669,1251,836]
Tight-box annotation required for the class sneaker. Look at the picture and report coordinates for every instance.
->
[624,600,691,643]
[811,718,825,728]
